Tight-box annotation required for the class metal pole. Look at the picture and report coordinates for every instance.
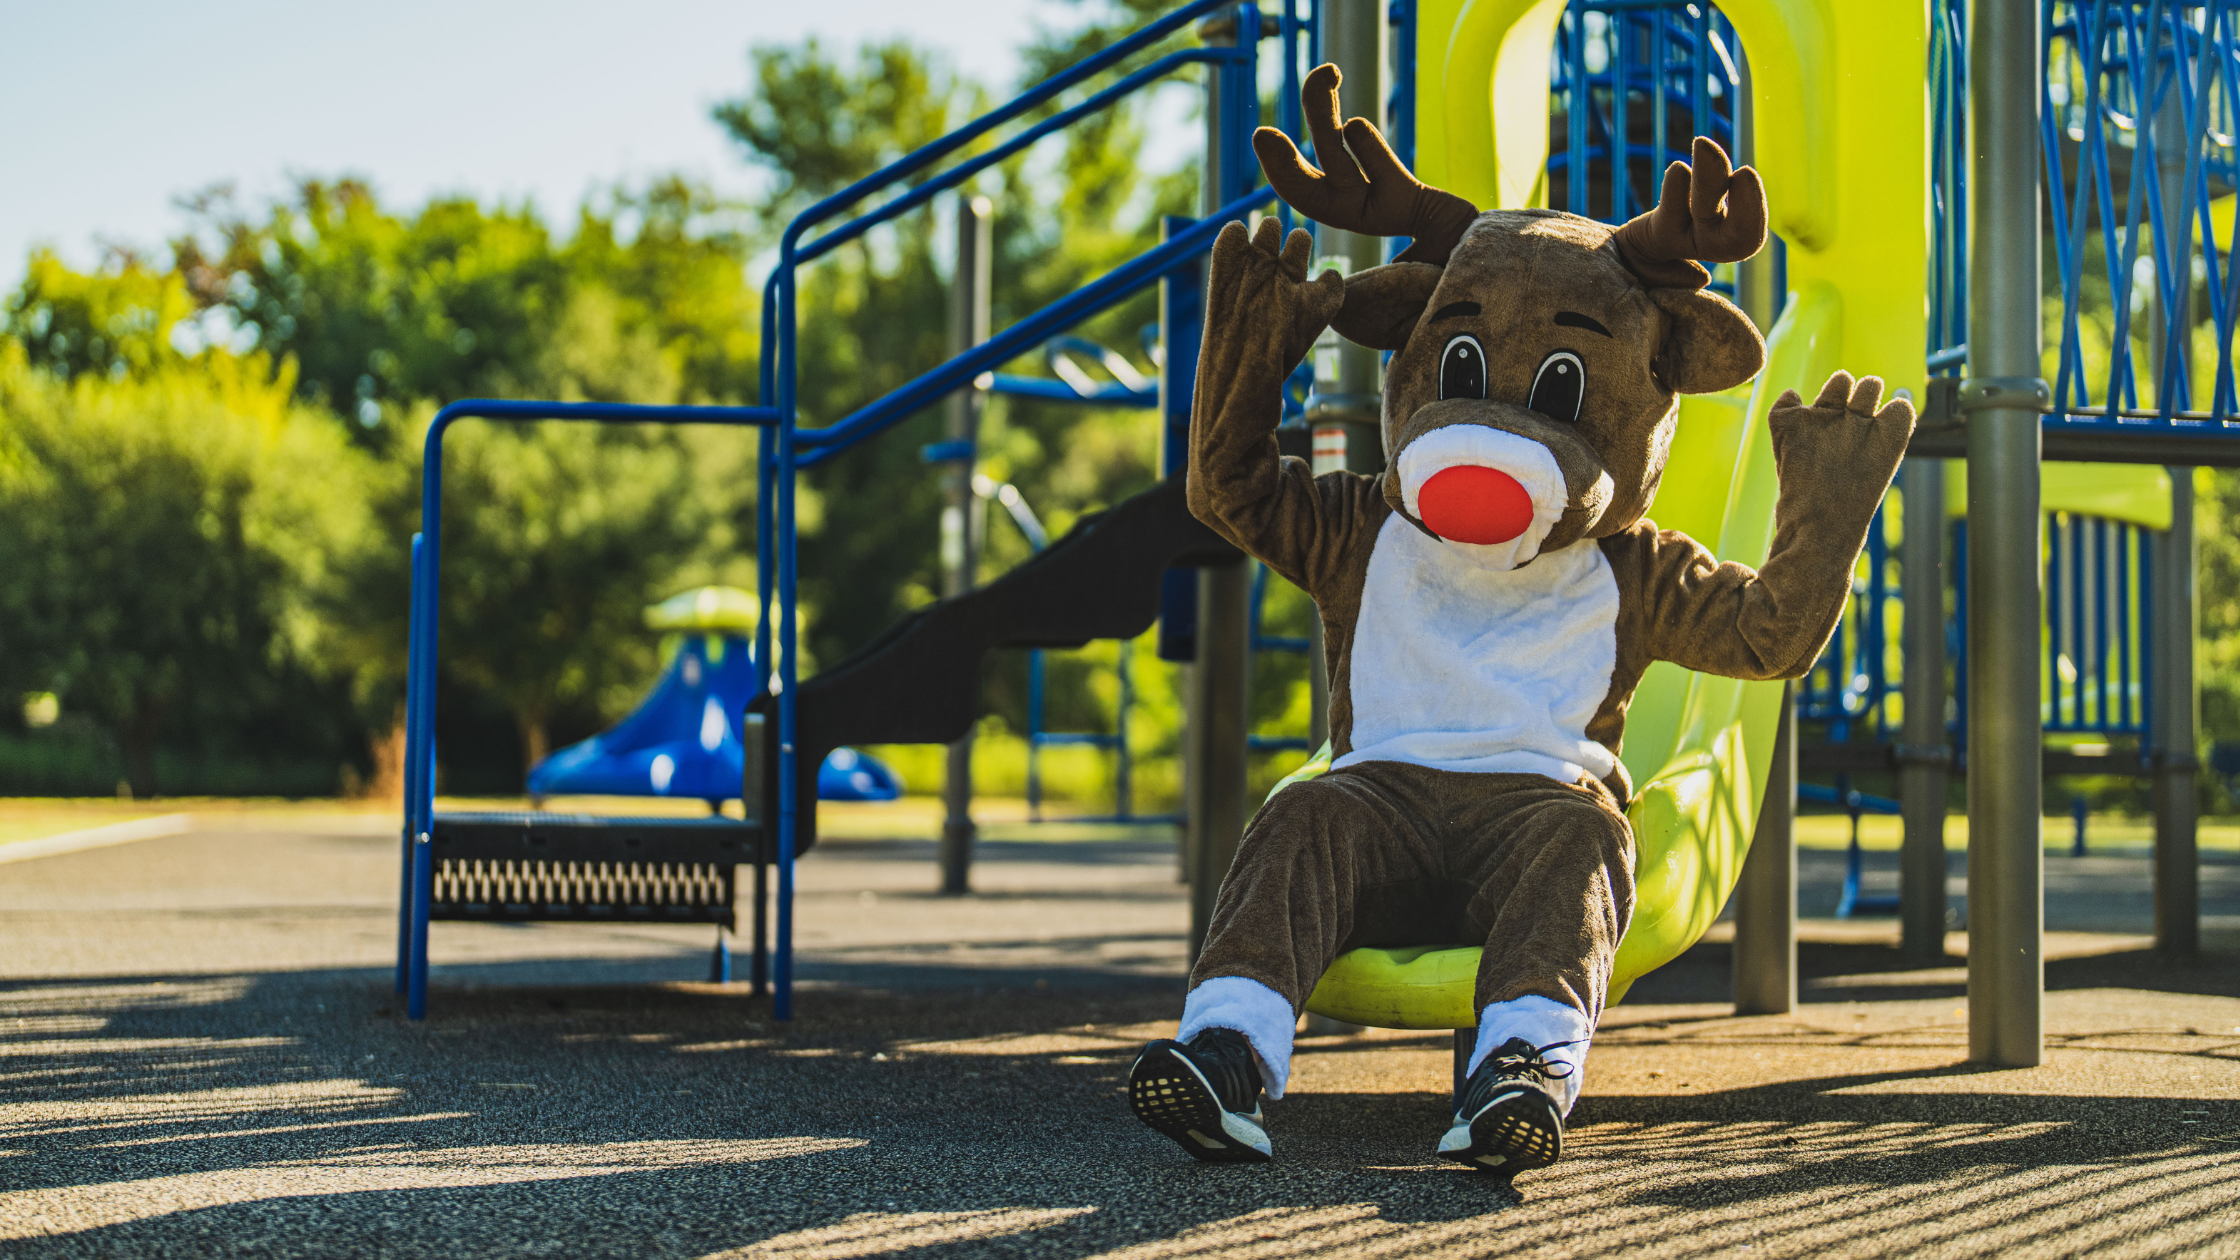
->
[2154,468,2200,955]
[1734,682,1797,1014]
[1189,562,1252,961]
[1965,0,2045,1067]
[1300,0,1384,753]
[397,532,425,997]
[2148,31,2191,414]
[1188,5,1257,962]
[940,194,992,895]
[1726,34,1793,1018]
[1900,457,1951,964]
[751,856,769,996]
[1733,57,1778,335]
[2148,53,2200,959]
[1306,0,1386,465]
[1160,212,1202,882]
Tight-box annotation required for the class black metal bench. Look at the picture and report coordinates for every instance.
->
[406,809,772,990]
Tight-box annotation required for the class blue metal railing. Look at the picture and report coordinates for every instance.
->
[1798,506,1899,739]
[1804,779,1905,919]
[1246,562,1316,754]
[1932,0,2240,433]
[1027,645,1167,822]
[397,400,780,1019]
[750,1,1306,1019]
[2043,0,2240,430]
[2044,511,2155,734]
[1930,0,1970,378]
[991,335,1159,408]
[1550,1,1741,235]
[1799,504,2156,752]
[1387,0,1417,172]
[792,196,1272,465]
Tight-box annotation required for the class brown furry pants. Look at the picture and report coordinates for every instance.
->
[1190,760,1637,1021]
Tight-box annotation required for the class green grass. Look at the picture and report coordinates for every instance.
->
[1795,810,2240,852]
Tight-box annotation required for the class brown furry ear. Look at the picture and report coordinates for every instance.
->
[1649,287,1764,394]
[1330,262,1443,350]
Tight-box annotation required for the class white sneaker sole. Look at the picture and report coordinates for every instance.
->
[1438,1085,1563,1172]
[1128,1044,1272,1163]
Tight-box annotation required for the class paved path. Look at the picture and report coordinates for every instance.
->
[1,818,2235,1258]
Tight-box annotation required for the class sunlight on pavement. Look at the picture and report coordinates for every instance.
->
[0,1136,864,1239]
[705,1207,1096,1259]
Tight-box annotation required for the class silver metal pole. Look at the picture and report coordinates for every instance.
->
[1964,0,2045,1067]
[2148,44,2191,407]
[1734,682,1798,1014]
[939,194,992,895]
[1726,31,1794,1017]
[2148,61,2201,958]
[1899,457,1951,964]
[1189,561,1252,962]
[1733,54,1778,335]
[2154,469,2201,955]
[1309,0,1385,429]
[1186,10,1255,961]
[1295,0,1388,752]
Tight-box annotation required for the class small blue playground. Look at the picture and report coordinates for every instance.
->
[392,0,2231,1080]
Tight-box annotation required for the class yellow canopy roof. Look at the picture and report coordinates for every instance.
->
[644,585,759,635]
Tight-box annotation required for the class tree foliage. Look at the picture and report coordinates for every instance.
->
[0,342,373,795]
[0,6,1315,801]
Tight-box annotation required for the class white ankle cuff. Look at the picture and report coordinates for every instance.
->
[1179,976,1296,1099]
[1469,995,1594,1114]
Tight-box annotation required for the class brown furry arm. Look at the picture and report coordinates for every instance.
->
[1632,372,1915,679]
[1186,217,1348,591]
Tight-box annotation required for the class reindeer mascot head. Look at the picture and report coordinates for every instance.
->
[1130,65,1914,1174]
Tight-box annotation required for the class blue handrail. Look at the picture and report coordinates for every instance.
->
[796,49,1240,270]
[398,398,779,1019]
[795,184,1275,464]
[751,2,1290,1024]
[991,375,1158,407]
[776,0,1237,260]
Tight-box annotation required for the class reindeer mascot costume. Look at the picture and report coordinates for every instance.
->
[1128,67,1915,1173]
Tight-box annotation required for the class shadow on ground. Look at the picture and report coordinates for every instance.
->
[5,940,2238,1260]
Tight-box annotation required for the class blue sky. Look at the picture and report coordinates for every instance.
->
[1,0,1110,288]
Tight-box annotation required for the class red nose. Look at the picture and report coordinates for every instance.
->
[1418,465,1534,545]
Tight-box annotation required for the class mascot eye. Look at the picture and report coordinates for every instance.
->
[1438,334,1487,401]
[1527,351,1585,424]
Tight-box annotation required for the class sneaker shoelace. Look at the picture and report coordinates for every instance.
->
[1486,1038,1583,1085]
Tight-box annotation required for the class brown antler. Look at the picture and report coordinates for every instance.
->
[1251,63,1479,265]
[1610,136,1767,289]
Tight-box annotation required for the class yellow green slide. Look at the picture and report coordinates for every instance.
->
[1296,0,1933,1027]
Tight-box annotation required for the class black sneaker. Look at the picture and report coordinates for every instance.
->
[1127,1028,1272,1162]
[1437,1037,1577,1173]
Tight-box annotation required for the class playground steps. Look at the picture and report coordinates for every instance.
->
[424,811,759,923]
[762,473,1236,847]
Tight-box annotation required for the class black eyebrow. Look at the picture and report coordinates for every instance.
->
[1429,301,1482,322]
[1554,310,1612,338]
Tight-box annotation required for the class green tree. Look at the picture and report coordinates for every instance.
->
[160,181,765,776]
[3,248,200,381]
[0,342,374,796]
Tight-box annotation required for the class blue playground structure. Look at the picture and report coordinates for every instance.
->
[395,0,2232,1067]
[525,588,901,807]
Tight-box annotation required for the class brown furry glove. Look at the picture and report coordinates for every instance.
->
[1201,217,1347,394]
[1768,371,1918,485]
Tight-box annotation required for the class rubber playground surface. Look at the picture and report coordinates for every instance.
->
[1,805,2236,1258]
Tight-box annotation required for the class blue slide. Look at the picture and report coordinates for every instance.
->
[528,604,900,804]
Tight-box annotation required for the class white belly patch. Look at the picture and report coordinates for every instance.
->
[1338,514,1621,782]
